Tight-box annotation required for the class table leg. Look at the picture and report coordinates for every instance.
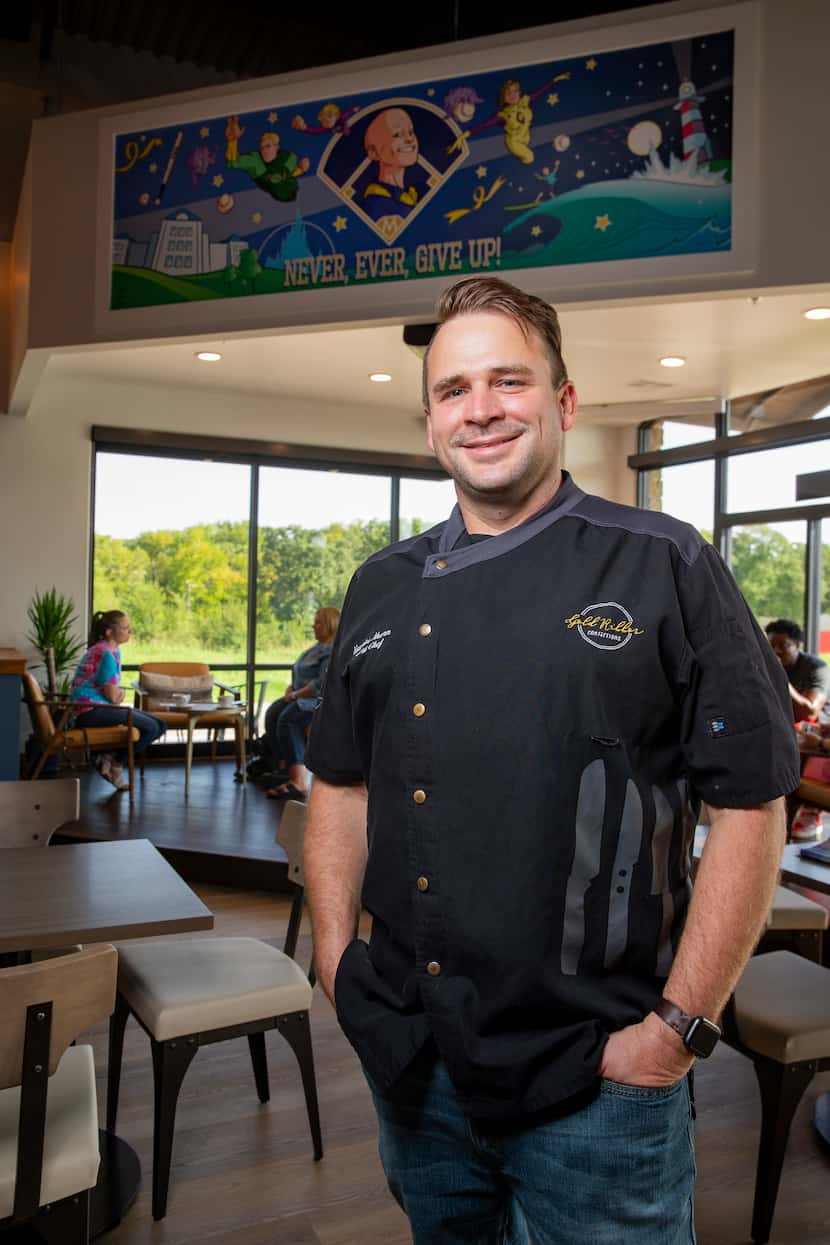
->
[90,1128,141,1237]
[238,714,247,783]
[185,718,195,799]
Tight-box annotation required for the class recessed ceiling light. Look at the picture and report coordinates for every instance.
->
[369,372,392,382]
[195,351,222,362]
[659,355,686,368]
[803,307,830,321]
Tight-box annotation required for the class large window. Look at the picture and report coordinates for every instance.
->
[92,437,449,725]
[93,453,251,667]
[632,405,830,654]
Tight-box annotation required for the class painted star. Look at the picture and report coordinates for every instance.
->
[576,169,585,179]
[476,165,488,178]
[547,93,559,106]
[531,225,542,237]
[333,215,347,232]
[594,214,612,231]
[268,112,278,123]
[149,163,158,174]
[585,57,598,70]
[200,126,210,138]
[252,211,262,224]
[212,174,224,187]
[427,88,435,96]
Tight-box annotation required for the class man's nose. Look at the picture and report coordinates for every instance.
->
[467,384,503,424]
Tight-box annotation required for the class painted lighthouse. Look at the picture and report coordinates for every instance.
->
[673,80,712,170]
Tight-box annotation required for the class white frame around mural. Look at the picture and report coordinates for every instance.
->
[93,1,761,341]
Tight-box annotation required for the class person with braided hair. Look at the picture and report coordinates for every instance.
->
[70,610,165,790]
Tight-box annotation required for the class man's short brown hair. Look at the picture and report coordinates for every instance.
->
[422,276,568,407]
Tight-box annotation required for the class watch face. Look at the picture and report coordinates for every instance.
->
[685,1017,720,1058]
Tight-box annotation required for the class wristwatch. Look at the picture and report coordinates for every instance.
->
[653,997,721,1058]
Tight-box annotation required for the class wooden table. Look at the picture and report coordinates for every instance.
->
[156,700,247,799]
[0,838,214,953]
[0,838,213,1235]
[779,841,830,896]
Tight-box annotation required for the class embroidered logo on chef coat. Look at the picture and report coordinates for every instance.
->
[353,629,391,659]
[564,602,644,652]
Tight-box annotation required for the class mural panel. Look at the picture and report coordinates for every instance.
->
[110,30,734,309]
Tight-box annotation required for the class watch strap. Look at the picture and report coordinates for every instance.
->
[653,997,691,1040]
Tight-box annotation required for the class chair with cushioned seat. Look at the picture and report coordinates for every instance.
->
[726,950,830,1244]
[0,944,117,1243]
[133,661,246,774]
[0,779,83,965]
[758,884,828,963]
[21,674,137,801]
[0,777,79,848]
[106,800,322,1221]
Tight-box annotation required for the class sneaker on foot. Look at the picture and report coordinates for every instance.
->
[94,753,113,779]
[107,761,130,792]
[791,804,824,841]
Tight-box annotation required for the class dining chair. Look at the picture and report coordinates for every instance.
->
[133,661,246,773]
[21,673,137,802]
[725,950,830,1244]
[0,777,80,848]
[0,944,117,1244]
[0,779,83,964]
[106,800,322,1221]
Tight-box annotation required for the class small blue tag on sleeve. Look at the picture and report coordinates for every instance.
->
[707,718,727,738]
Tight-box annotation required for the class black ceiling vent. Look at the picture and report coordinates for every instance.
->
[403,323,438,358]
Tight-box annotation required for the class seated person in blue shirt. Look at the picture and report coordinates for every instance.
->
[70,610,165,791]
[265,607,340,801]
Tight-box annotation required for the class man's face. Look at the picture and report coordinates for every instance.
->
[454,100,476,124]
[366,109,418,169]
[425,311,576,510]
[259,135,279,162]
[768,631,800,671]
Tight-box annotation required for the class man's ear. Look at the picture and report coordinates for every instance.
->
[425,409,434,452]
[559,381,578,432]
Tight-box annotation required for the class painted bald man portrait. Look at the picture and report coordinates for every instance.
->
[361,107,426,224]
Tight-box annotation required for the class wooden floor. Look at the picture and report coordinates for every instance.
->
[54,760,291,890]
[79,884,830,1245]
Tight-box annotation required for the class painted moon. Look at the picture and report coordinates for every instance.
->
[553,133,571,152]
[627,121,662,156]
[216,193,235,214]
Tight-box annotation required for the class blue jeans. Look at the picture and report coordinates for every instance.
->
[75,705,165,761]
[367,1047,696,1244]
[264,698,313,767]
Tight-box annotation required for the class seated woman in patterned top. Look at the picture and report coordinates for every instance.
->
[70,610,165,791]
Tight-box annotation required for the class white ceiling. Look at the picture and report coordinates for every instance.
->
[50,287,830,427]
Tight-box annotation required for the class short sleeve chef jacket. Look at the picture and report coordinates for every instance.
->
[307,473,800,1120]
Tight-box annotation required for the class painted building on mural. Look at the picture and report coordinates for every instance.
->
[111,211,249,276]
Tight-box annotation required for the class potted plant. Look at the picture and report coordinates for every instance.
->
[26,587,85,698]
